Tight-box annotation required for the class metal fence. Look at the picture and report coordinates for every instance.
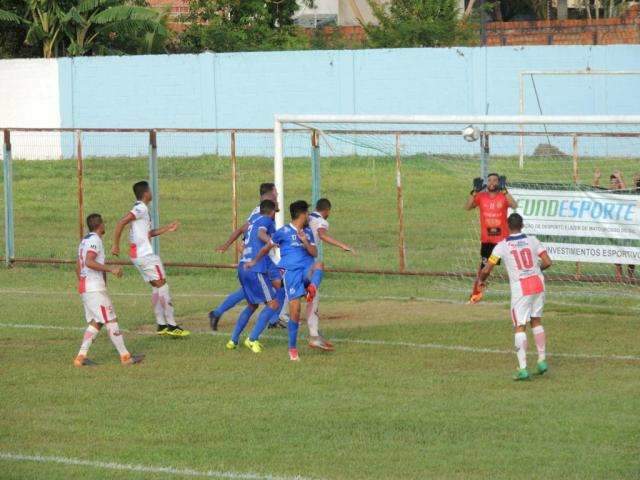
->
[1,126,639,287]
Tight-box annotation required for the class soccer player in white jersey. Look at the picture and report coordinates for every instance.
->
[306,198,355,351]
[479,213,552,381]
[112,181,189,337]
[74,214,144,367]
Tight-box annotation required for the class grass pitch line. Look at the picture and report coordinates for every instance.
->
[1,288,632,312]
[2,322,639,362]
[0,452,317,480]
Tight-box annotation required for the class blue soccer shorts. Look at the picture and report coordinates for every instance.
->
[238,266,276,305]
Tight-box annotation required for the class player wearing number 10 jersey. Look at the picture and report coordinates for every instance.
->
[465,173,518,304]
[479,213,552,381]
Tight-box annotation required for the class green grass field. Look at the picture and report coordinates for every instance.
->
[1,152,639,478]
[1,266,639,479]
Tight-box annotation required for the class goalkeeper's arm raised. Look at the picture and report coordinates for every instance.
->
[465,177,484,210]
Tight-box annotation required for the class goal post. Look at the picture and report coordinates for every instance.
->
[273,114,640,309]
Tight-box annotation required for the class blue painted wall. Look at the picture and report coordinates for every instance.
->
[54,45,640,157]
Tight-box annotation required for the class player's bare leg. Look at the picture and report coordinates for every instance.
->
[150,278,189,337]
[268,278,287,329]
[513,324,530,381]
[305,261,324,302]
[74,319,143,366]
[307,292,333,351]
[245,298,280,353]
[287,298,301,361]
[469,265,486,304]
[530,317,547,375]
[74,320,101,367]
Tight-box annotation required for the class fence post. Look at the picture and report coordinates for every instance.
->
[230,130,239,264]
[311,130,323,260]
[572,134,579,184]
[572,134,581,279]
[76,130,85,240]
[395,133,406,272]
[148,130,160,254]
[3,130,14,267]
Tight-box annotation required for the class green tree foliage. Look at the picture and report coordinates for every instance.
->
[178,0,311,53]
[0,0,171,58]
[0,0,40,58]
[364,0,473,48]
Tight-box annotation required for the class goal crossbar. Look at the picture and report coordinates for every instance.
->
[273,114,640,226]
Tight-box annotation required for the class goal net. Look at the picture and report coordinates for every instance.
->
[274,115,640,310]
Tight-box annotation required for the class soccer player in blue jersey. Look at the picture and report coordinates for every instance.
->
[247,200,323,361]
[226,200,282,352]
[209,183,286,330]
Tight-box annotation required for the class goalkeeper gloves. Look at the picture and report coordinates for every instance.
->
[470,177,485,195]
[499,175,508,194]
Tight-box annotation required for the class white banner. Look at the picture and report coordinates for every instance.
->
[510,187,640,264]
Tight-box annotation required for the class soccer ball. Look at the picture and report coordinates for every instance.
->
[462,125,480,142]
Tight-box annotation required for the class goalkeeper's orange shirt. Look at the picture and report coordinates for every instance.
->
[475,191,509,244]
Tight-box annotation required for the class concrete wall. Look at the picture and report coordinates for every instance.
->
[1,45,640,158]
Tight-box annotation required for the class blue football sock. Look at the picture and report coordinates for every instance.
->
[268,288,286,325]
[288,320,299,349]
[249,306,276,342]
[231,306,254,344]
[214,288,245,318]
[311,268,324,288]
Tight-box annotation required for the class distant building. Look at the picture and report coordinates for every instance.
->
[293,0,380,27]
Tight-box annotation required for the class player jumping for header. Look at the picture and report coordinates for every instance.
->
[479,213,552,381]
[465,173,518,304]
[248,200,323,361]
[74,213,144,367]
[227,199,282,352]
[306,198,355,351]
[112,181,189,337]
[210,182,286,331]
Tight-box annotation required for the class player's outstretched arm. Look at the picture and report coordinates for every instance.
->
[317,229,354,253]
[539,252,553,271]
[112,212,134,256]
[244,242,275,269]
[85,251,123,278]
[150,220,179,238]
[216,222,249,253]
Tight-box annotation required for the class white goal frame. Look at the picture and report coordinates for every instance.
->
[273,114,640,227]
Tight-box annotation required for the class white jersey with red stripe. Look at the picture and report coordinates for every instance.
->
[489,233,546,299]
[77,232,106,293]
[308,211,329,248]
[128,201,153,259]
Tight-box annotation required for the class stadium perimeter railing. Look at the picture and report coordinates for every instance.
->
[1,126,639,289]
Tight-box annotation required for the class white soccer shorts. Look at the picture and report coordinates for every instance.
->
[132,254,166,283]
[510,292,545,327]
[81,291,116,324]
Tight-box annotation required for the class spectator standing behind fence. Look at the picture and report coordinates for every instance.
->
[593,168,635,281]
